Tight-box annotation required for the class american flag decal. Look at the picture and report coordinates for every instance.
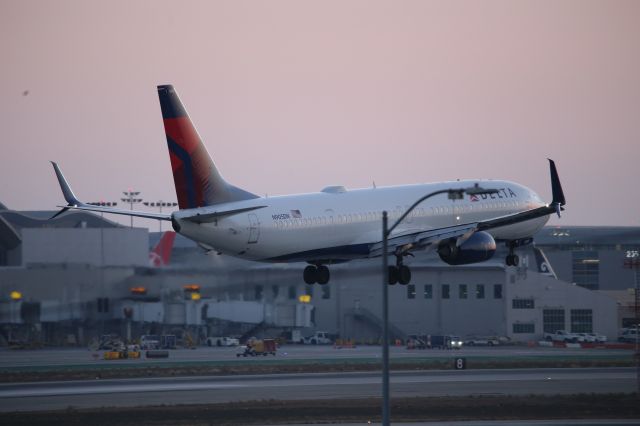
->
[290,209,302,218]
[469,194,479,202]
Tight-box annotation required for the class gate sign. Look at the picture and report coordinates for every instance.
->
[454,357,466,370]
[625,250,639,259]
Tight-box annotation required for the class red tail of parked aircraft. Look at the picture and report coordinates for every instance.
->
[149,231,176,267]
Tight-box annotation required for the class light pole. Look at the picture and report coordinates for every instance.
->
[121,190,143,228]
[143,201,178,232]
[88,201,117,337]
[380,184,497,426]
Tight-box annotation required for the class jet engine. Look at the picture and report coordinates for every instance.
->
[437,231,496,265]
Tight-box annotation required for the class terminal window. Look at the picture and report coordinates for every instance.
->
[407,284,416,299]
[512,299,535,309]
[272,285,279,299]
[476,284,485,299]
[570,309,593,333]
[442,284,450,299]
[572,251,599,290]
[493,284,503,299]
[459,284,468,299]
[513,323,535,333]
[543,309,565,333]
[424,284,433,299]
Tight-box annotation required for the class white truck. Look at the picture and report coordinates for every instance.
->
[543,330,583,343]
[206,336,240,347]
[302,331,333,345]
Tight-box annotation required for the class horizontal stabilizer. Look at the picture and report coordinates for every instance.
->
[50,162,172,221]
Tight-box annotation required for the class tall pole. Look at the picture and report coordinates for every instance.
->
[379,184,497,425]
[381,211,390,426]
[88,201,117,337]
[121,191,142,228]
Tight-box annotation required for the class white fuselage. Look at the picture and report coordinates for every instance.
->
[173,179,549,263]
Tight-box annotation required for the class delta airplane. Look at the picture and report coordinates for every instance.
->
[51,85,566,285]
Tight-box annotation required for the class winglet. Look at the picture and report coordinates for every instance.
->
[50,162,82,219]
[548,159,565,217]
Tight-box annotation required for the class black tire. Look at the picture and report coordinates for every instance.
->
[207,340,212,347]
[388,266,399,285]
[512,254,519,266]
[317,265,330,285]
[303,265,317,285]
[505,255,513,266]
[398,265,411,285]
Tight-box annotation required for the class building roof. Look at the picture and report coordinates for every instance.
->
[534,226,640,246]
[0,207,122,250]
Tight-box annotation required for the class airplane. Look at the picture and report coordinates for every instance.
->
[148,231,177,267]
[51,84,566,286]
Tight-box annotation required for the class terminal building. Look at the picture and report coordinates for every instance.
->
[0,201,637,346]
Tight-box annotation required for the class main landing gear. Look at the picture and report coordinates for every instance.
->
[304,264,330,285]
[388,254,412,286]
[505,242,519,267]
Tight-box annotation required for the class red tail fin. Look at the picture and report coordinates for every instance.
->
[157,85,258,209]
[149,231,176,267]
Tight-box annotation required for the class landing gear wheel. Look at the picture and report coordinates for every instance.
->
[505,254,520,267]
[398,265,411,285]
[303,265,317,284]
[388,266,399,285]
[317,265,330,285]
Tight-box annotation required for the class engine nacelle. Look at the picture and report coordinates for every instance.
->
[437,231,496,265]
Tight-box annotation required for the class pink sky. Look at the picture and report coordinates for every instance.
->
[1,0,639,229]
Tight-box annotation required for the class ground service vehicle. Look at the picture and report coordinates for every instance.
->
[543,330,583,343]
[237,339,277,357]
[619,329,639,343]
[406,335,428,349]
[429,335,463,349]
[464,336,500,346]
[140,335,160,350]
[303,331,333,345]
[206,336,240,347]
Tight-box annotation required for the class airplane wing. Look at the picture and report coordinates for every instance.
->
[370,159,565,257]
[50,162,172,221]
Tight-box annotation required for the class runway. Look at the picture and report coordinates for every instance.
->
[0,367,635,412]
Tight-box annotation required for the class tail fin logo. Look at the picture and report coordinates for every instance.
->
[149,231,176,267]
[157,85,258,209]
